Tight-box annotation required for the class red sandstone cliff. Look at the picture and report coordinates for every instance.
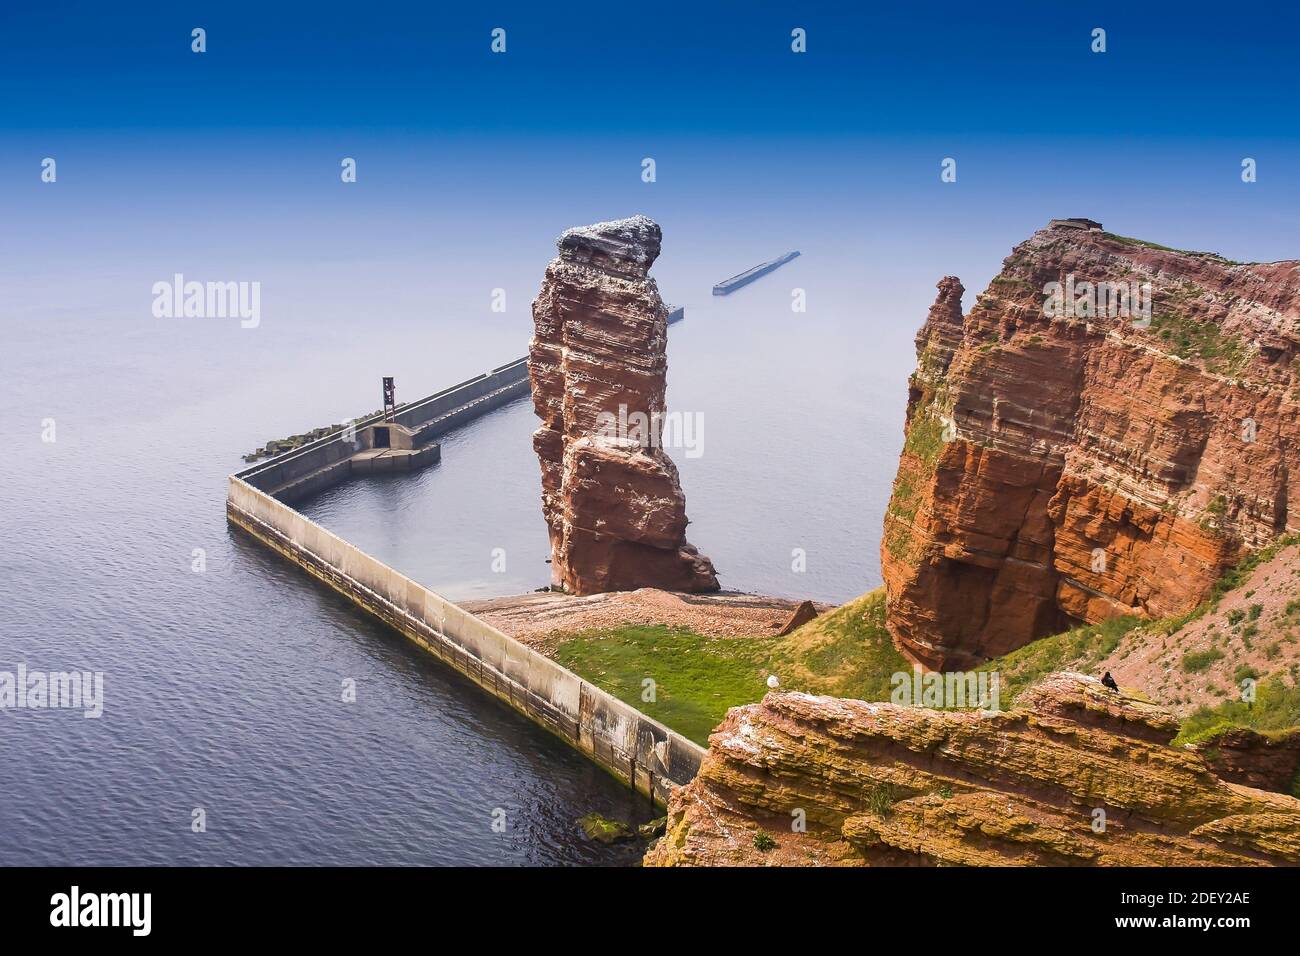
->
[882,222,1300,669]
[644,673,1300,867]
[529,216,718,595]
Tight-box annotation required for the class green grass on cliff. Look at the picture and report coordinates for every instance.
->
[984,537,1300,704]
[556,537,1300,747]
[1100,232,1246,265]
[1150,309,1249,375]
[903,401,948,466]
[552,591,908,745]
[975,615,1141,708]
[773,590,912,702]
[884,400,949,564]
[1174,677,1300,750]
[554,625,780,745]
[1176,679,1300,800]
[979,536,1300,755]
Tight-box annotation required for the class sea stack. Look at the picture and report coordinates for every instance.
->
[881,221,1300,670]
[528,215,719,595]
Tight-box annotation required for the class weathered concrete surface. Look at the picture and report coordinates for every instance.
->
[226,475,702,805]
[712,250,801,296]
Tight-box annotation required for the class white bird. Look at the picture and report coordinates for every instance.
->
[766,674,780,690]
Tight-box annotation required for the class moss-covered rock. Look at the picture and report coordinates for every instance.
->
[645,673,1300,867]
[578,813,636,845]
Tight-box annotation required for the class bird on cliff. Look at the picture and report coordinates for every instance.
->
[1101,672,1119,692]
[767,675,780,690]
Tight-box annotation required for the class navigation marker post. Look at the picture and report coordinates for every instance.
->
[382,376,396,422]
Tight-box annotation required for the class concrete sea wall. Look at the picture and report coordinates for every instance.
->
[227,364,704,804]
[712,250,801,296]
[238,359,530,502]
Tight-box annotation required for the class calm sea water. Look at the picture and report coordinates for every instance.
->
[3,60,1285,866]
[303,265,904,605]
[0,232,913,866]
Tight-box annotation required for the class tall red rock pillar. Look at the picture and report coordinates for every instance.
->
[528,215,719,595]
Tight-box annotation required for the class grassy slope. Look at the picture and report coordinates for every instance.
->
[974,615,1141,705]
[1175,677,1300,746]
[553,590,908,745]
[982,536,1300,736]
[555,540,1300,748]
[554,625,779,745]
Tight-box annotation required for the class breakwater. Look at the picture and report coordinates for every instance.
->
[239,359,530,503]
[228,362,705,805]
[712,251,801,295]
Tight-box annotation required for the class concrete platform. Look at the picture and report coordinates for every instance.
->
[350,444,439,475]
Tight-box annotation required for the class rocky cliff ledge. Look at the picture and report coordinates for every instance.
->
[883,223,1300,669]
[529,216,718,595]
[643,673,1300,866]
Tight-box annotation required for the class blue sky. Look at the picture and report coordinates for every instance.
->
[2,0,1297,360]
[3,1,1298,137]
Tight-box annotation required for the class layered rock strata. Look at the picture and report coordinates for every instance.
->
[529,216,718,595]
[883,223,1300,668]
[644,673,1300,866]
[1190,727,1300,795]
